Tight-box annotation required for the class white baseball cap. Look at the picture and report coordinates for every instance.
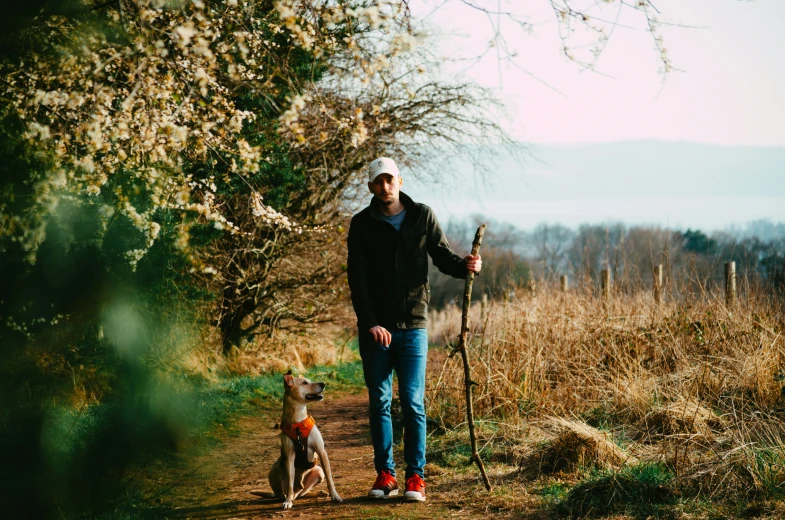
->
[368,157,400,183]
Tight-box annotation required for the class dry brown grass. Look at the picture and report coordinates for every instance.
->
[426,283,785,503]
[181,323,357,378]
[517,417,636,478]
[638,397,722,438]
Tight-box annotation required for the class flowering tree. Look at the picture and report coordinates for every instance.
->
[3,0,322,266]
[1,0,514,352]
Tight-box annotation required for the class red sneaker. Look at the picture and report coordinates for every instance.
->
[368,470,399,499]
[404,473,426,502]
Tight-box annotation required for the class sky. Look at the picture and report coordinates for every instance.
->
[409,0,785,146]
[401,0,785,232]
[405,141,785,231]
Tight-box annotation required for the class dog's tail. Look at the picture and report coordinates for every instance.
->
[248,490,278,499]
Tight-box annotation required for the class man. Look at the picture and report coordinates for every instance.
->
[347,157,481,502]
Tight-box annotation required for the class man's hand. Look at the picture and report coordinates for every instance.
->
[465,254,482,274]
[369,325,391,347]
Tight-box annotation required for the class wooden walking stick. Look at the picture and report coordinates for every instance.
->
[449,224,491,491]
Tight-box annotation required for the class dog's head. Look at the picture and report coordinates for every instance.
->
[283,370,325,403]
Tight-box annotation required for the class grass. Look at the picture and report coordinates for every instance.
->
[425,283,785,517]
[190,356,366,445]
[355,504,446,519]
[535,481,570,502]
[66,286,785,519]
[95,356,367,519]
[517,417,635,480]
[558,463,675,518]
[429,437,475,467]
[425,421,519,470]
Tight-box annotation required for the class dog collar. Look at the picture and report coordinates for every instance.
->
[280,415,316,441]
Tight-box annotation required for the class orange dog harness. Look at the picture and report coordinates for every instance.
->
[280,416,316,470]
[281,415,316,441]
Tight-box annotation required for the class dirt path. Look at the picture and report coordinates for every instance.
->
[148,392,472,519]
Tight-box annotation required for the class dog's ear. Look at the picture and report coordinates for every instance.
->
[283,370,294,387]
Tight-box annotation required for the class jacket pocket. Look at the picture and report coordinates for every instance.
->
[406,283,430,322]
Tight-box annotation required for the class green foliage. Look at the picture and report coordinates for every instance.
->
[735,445,785,500]
[559,463,675,518]
[307,361,367,391]
[431,440,474,467]
[198,359,365,425]
[0,353,365,519]
[0,0,343,513]
[0,0,87,59]
[426,422,512,469]
[682,229,718,255]
[0,195,206,517]
[535,481,570,503]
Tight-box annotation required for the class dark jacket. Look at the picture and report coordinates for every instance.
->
[347,192,468,331]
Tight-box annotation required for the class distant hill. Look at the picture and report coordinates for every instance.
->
[404,140,785,232]
[529,141,785,198]
[725,220,785,241]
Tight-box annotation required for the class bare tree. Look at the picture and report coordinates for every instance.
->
[529,223,574,279]
[417,0,680,77]
[207,41,519,351]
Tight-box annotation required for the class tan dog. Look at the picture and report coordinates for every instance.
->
[267,370,342,510]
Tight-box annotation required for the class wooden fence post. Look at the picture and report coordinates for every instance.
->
[653,264,663,304]
[560,275,568,292]
[725,261,736,305]
[601,268,611,301]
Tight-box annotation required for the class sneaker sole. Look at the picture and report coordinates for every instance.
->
[404,492,426,502]
[368,489,399,499]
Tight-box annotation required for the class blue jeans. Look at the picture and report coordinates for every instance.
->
[359,328,428,479]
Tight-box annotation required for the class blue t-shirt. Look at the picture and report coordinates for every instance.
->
[382,209,406,231]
